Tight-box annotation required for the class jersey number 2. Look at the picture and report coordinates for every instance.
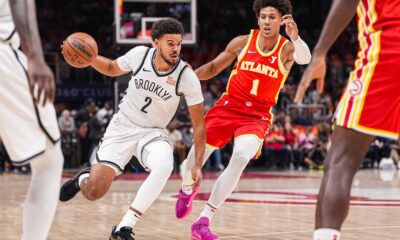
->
[250,79,260,96]
[141,97,152,113]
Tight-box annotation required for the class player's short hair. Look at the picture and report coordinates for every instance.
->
[253,0,293,17]
[151,18,184,41]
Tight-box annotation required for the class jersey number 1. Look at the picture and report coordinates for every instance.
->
[141,97,152,113]
[250,79,260,96]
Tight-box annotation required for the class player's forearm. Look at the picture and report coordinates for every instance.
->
[293,37,311,64]
[313,0,360,57]
[194,62,219,80]
[9,0,44,60]
[91,56,122,77]
[192,122,206,168]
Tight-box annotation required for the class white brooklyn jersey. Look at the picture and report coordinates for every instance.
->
[116,46,203,128]
[0,0,19,46]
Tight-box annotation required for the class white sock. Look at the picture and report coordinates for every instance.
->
[313,228,341,240]
[78,173,90,187]
[199,203,217,221]
[22,142,64,240]
[182,183,193,195]
[116,209,140,231]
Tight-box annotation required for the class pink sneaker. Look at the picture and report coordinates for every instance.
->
[191,217,218,240]
[175,185,200,219]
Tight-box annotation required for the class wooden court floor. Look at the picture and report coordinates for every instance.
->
[1,169,400,239]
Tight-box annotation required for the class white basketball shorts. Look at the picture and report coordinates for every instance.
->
[0,43,60,165]
[93,113,173,175]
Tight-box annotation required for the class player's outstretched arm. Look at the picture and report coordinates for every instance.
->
[187,103,206,188]
[194,35,248,80]
[91,56,129,77]
[10,0,55,106]
[294,0,359,103]
[313,0,359,57]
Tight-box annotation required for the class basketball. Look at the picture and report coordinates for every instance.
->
[62,32,98,68]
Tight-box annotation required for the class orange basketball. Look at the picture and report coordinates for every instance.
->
[62,32,98,68]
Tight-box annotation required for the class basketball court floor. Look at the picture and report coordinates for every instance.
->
[1,169,400,239]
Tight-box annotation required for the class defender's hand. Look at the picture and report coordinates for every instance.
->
[294,55,326,103]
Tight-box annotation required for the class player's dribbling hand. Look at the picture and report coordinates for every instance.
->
[191,166,203,189]
[294,55,326,103]
[281,15,299,41]
[27,57,56,107]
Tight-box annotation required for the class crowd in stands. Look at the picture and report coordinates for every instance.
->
[0,0,398,173]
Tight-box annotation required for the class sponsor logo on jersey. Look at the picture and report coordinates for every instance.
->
[270,56,277,64]
[240,60,278,78]
[134,78,173,101]
[166,76,177,85]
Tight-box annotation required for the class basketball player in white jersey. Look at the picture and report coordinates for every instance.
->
[0,0,64,239]
[59,18,205,240]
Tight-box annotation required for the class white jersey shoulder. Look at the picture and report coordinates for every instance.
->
[117,47,203,129]
[0,0,20,46]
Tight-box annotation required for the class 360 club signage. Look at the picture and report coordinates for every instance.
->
[56,84,113,102]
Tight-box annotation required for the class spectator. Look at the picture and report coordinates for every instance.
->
[389,139,400,169]
[75,99,97,164]
[86,108,109,166]
[264,124,289,169]
[167,120,186,171]
[298,126,316,167]
[58,109,77,167]
[58,109,76,134]
[283,122,303,169]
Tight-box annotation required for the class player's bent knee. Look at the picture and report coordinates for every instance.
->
[85,183,109,201]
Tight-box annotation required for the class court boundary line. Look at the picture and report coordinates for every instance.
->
[219,225,400,238]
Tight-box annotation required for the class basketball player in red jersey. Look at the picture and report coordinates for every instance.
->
[295,0,400,239]
[175,0,311,239]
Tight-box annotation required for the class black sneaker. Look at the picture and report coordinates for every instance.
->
[109,225,135,240]
[59,167,90,202]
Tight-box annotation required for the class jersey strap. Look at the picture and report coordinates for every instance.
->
[132,47,150,76]
[175,65,188,96]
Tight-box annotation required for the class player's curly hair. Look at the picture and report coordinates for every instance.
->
[253,0,293,17]
[151,18,184,41]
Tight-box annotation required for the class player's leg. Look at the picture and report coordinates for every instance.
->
[313,126,374,240]
[175,146,214,219]
[111,140,173,239]
[59,159,116,202]
[180,146,215,193]
[0,44,64,240]
[192,135,262,240]
[176,105,235,220]
[22,140,64,240]
[60,115,133,202]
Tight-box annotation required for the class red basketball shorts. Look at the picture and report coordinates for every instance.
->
[205,95,271,149]
[335,30,400,139]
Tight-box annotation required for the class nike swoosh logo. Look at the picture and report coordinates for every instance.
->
[143,68,151,72]
[247,51,257,54]
[186,203,191,207]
